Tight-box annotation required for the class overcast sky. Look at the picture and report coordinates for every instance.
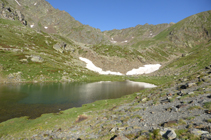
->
[45,0,211,31]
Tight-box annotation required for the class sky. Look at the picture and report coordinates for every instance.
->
[45,0,211,31]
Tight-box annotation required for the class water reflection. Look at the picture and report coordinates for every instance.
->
[0,81,155,122]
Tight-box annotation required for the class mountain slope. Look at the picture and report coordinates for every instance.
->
[0,0,210,83]
[1,0,110,44]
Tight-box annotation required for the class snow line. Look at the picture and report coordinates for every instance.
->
[79,57,161,75]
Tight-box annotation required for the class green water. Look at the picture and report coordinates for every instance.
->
[0,81,149,122]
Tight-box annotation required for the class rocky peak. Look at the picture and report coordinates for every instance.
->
[1,0,110,45]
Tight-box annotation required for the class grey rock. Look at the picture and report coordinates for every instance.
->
[110,127,118,133]
[160,128,176,139]
[172,106,178,112]
[187,83,196,88]
[31,55,44,62]
[187,91,194,95]
[53,44,64,53]
[167,129,177,140]
[201,133,211,140]
[190,128,209,136]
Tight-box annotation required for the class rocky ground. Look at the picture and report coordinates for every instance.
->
[1,65,210,140]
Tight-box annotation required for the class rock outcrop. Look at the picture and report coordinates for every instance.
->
[0,2,27,25]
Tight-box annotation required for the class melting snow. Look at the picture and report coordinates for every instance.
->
[30,25,34,28]
[34,2,37,5]
[111,41,117,43]
[79,57,123,75]
[126,64,161,75]
[44,26,48,29]
[126,80,157,88]
[15,0,21,6]
[79,57,161,76]
[121,40,128,43]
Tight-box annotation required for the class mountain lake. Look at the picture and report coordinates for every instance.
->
[0,81,155,122]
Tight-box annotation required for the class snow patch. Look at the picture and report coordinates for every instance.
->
[126,80,157,88]
[79,57,161,76]
[44,26,48,29]
[126,64,161,75]
[79,57,123,75]
[121,40,128,43]
[34,2,37,5]
[30,25,34,28]
[15,0,21,6]
[111,41,117,43]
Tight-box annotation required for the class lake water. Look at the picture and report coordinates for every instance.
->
[0,81,155,122]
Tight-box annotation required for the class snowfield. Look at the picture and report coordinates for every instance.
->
[79,57,161,75]
[79,57,123,75]
[126,64,161,75]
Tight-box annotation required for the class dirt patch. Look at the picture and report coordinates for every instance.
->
[75,115,88,123]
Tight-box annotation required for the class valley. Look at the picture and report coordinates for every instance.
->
[0,0,211,139]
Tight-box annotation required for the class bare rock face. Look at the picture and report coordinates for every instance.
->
[0,3,27,25]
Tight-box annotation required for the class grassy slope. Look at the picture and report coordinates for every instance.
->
[0,19,126,83]
[1,31,211,139]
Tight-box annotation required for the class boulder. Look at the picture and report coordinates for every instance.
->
[110,127,118,133]
[141,97,147,102]
[190,128,209,136]
[167,129,177,140]
[7,72,22,82]
[53,44,63,53]
[187,83,196,88]
[64,44,75,52]
[31,55,44,62]
[201,133,211,140]
[160,128,177,140]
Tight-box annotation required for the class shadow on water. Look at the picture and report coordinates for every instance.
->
[0,81,155,122]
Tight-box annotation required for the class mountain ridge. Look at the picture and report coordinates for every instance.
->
[0,0,210,83]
